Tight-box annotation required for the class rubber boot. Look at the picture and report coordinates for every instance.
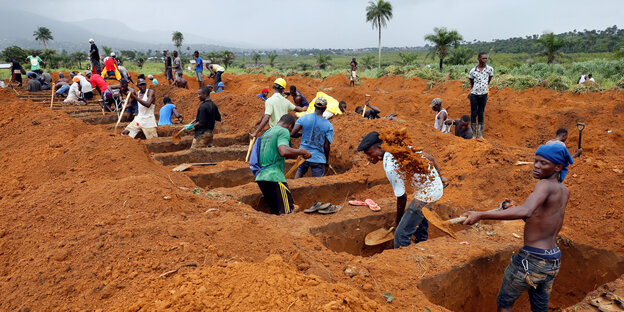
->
[477,124,484,139]
[471,124,478,139]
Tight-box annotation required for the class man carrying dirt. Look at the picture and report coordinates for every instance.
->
[469,52,494,139]
[546,128,582,158]
[444,115,474,139]
[163,50,173,84]
[121,78,158,139]
[461,143,573,312]
[286,86,309,109]
[290,97,334,178]
[89,39,101,75]
[255,114,311,215]
[357,132,447,248]
[174,72,189,89]
[430,98,449,133]
[206,63,225,88]
[184,86,221,148]
[349,58,358,87]
[251,78,306,138]
[194,51,204,87]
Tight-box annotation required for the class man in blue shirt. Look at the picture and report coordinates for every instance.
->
[194,51,204,87]
[256,88,269,101]
[158,97,183,126]
[290,97,334,178]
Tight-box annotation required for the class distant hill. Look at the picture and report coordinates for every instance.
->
[0,9,253,53]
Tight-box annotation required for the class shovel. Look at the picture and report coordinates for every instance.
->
[172,119,196,144]
[245,137,257,162]
[285,155,306,179]
[365,227,395,246]
[577,121,585,149]
[114,93,132,130]
[49,84,56,108]
[362,94,371,117]
[422,200,511,240]
[172,162,217,172]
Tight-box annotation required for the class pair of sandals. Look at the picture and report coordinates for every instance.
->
[591,292,624,312]
[348,199,381,211]
[304,202,342,214]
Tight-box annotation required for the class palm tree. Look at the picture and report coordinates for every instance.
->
[267,52,277,67]
[171,31,184,53]
[221,51,236,69]
[70,51,88,69]
[33,27,54,49]
[424,27,463,71]
[536,32,565,64]
[361,55,375,70]
[316,54,332,69]
[252,53,261,66]
[365,0,393,69]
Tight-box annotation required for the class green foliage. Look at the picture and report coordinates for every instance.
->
[536,32,566,64]
[267,52,277,67]
[1,46,29,62]
[571,81,601,93]
[299,63,311,71]
[424,27,463,71]
[366,0,393,68]
[252,53,261,66]
[491,74,541,90]
[102,46,112,56]
[446,46,474,65]
[121,50,136,60]
[171,31,184,53]
[137,57,145,69]
[33,26,54,49]
[543,74,572,91]
[70,51,88,69]
[384,65,405,75]
[615,77,624,89]
[221,51,236,69]
[397,52,418,66]
[361,55,375,69]
[316,54,332,69]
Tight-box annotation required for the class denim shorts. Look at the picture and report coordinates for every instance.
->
[296,161,325,177]
[497,250,560,312]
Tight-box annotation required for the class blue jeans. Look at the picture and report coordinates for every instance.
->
[394,199,429,248]
[469,93,488,124]
[497,250,561,312]
[56,84,70,95]
[296,161,325,177]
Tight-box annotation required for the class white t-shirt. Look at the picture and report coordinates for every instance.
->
[434,108,449,133]
[383,152,443,203]
[76,74,93,93]
[65,83,81,102]
[134,89,157,128]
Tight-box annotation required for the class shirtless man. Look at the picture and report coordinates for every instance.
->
[462,144,573,312]
[349,58,358,87]
[174,72,189,89]
[546,128,582,158]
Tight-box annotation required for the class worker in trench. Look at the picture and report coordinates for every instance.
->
[121,78,158,139]
[289,97,334,178]
[461,144,573,312]
[357,132,447,248]
[182,85,221,149]
[254,114,311,215]
[251,78,306,138]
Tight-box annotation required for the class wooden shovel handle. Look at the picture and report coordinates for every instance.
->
[49,84,56,108]
[245,137,257,162]
[446,216,467,224]
[285,155,305,179]
[114,93,132,130]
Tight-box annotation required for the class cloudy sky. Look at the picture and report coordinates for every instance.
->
[10,0,624,49]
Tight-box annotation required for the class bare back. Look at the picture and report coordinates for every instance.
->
[523,180,570,249]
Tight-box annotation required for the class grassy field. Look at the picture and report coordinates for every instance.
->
[3,52,623,92]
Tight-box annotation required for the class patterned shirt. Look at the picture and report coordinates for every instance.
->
[469,65,494,95]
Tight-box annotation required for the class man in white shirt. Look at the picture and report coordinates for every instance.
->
[430,97,449,133]
[121,79,158,139]
[468,52,494,139]
[357,131,447,248]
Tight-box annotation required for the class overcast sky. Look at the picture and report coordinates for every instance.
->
[10,0,624,49]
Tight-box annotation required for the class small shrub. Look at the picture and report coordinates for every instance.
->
[384,65,405,75]
[571,82,601,93]
[543,74,572,91]
[615,77,624,90]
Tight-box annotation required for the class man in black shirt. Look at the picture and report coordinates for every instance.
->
[444,115,474,139]
[355,103,381,120]
[10,58,24,87]
[184,86,221,149]
[89,39,101,75]
[163,50,173,85]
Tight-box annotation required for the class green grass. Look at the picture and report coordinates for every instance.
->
[4,52,623,92]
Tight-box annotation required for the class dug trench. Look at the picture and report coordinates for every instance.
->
[418,238,624,312]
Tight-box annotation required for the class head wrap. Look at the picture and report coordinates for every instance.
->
[357,131,382,152]
[315,97,328,108]
[430,97,442,107]
[261,88,269,93]
[535,144,574,182]
[72,77,81,83]
[217,82,225,87]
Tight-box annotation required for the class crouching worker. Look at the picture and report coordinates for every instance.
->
[121,78,158,139]
[183,86,221,149]
[250,114,311,215]
[461,143,573,312]
[357,131,447,248]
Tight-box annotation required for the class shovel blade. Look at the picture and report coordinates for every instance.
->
[365,227,394,246]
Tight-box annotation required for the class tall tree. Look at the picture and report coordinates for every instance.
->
[220,51,236,69]
[365,0,393,69]
[316,54,332,69]
[424,27,463,71]
[536,32,566,64]
[33,26,54,49]
[102,46,112,56]
[361,55,375,70]
[252,53,261,66]
[172,31,184,53]
[267,52,277,67]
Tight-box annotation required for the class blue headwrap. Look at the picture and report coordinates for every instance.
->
[535,144,574,182]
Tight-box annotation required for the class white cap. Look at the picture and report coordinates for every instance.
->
[111,52,115,57]
[89,38,94,42]
[147,75,154,79]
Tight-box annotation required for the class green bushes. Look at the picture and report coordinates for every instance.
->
[491,74,541,90]
[543,74,572,91]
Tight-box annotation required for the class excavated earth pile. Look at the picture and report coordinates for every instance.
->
[1,71,623,311]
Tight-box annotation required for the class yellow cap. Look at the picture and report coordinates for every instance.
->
[274,78,286,89]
